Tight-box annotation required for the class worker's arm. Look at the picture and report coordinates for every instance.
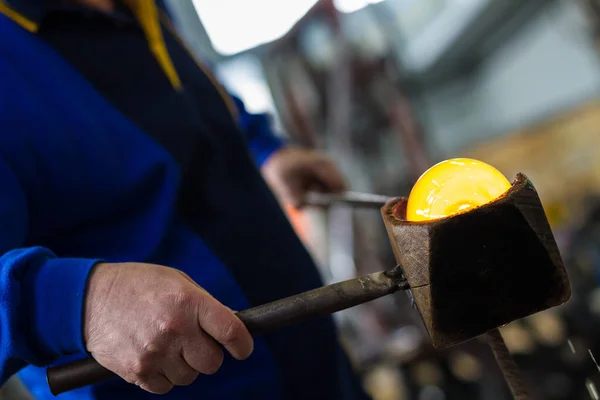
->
[0,155,253,393]
[0,157,99,384]
[231,94,347,207]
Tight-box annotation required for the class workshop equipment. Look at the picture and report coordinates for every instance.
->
[382,172,571,398]
[46,174,570,400]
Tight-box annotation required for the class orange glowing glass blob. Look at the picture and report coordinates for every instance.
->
[406,158,511,222]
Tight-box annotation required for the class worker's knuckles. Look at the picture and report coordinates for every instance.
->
[154,314,188,338]
[195,300,252,359]
[181,343,225,375]
[130,305,229,376]
[170,286,201,306]
[197,302,242,343]
[123,356,157,381]
[137,378,174,395]
[150,287,201,337]
[122,347,185,384]
[197,350,224,375]
[169,373,198,387]
[125,319,190,375]
[218,320,253,361]
[217,317,246,347]
[159,355,202,386]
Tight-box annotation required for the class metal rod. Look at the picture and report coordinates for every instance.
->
[46,267,408,395]
[305,191,394,209]
[487,328,531,400]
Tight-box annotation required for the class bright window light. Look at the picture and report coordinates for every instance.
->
[216,55,275,114]
[333,0,385,14]
[192,0,319,56]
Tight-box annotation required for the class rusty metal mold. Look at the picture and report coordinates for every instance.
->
[381,173,571,349]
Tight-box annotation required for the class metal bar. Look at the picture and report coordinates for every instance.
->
[46,267,407,395]
[487,328,531,400]
[241,266,407,333]
[305,191,394,209]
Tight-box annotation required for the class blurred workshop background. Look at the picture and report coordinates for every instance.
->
[5,0,600,399]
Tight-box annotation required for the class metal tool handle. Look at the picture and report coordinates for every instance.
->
[47,269,407,395]
[305,191,393,209]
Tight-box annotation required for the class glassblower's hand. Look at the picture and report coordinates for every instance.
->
[261,147,347,208]
[83,262,253,394]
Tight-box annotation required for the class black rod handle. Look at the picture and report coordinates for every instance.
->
[47,269,406,395]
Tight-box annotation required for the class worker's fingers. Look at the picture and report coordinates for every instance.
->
[182,329,225,375]
[311,158,347,193]
[161,355,200,386]
[272,175,305,209]
[196,296,254,360]
[84,263,250,396]
[286,184,306,209]
[137,373,174,395]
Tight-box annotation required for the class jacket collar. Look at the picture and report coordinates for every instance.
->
[0,1,129,32]
[0,0,44,31]
[0,0,183,90]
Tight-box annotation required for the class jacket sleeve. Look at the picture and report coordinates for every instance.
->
[231,94,286,167]
[0,157,100,385]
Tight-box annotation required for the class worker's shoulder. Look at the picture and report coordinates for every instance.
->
[0,25,39,146]
[0,15,32,82]
[0,16,86,130]
[0,14,79,91]
[0,15,54,101]
[0,20,70,163]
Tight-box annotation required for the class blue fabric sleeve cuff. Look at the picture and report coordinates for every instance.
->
[22,251,101,359]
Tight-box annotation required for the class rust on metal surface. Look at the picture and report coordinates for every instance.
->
[238,266,407,334]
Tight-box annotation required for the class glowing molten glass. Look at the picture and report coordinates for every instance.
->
[406,158,511,222]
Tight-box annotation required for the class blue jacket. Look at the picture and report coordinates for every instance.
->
[0,2,367,399]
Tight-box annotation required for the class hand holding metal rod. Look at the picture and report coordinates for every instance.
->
[46,266,408,395]
[46,190,395,395]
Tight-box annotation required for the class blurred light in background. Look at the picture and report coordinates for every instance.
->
[401,0,487,71]
[215,55,272,113]
[193,0,395,56]
[333,0,385,14]
[299,20,337,68]
[193,0,318,55]
[215,54,284,131]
